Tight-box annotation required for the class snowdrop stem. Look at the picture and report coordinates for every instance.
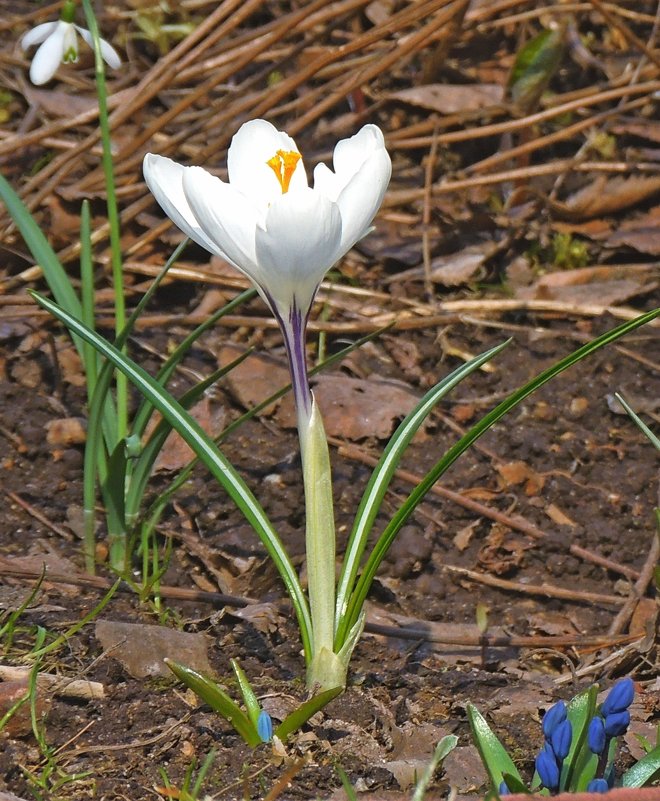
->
[81,0,127,442]
[61,1,76,23]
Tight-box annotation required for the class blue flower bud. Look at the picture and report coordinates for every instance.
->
[551,718,572,761]
[542,700,567,741]
[604,709,630,737]
[587,778,610,793]
[257,709,273,742]
[587,716,606,754]
[498,780,510,796]
[601,677,634,716]
[536,744,560,791]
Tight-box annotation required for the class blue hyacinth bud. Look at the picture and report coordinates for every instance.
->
[551,718,572,761]
[542,700,567,741]
[536,744,560,791]
[498,780,510,796]
[604,709,630,737]
[601,677,634,716]
[257,709,273,742]
[587,778,610,793]
[587,716,606,754]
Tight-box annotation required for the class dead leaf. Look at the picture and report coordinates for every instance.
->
[229,602,285,635]
[55,343,85,386]
[550,175,660,220]
[611,119,660,144]
[303,373,421,441]
[608,227,660,255]
[151,398,225,472]
[365,0,395,26]
[386,242,494,286]
[388,83,503,114]
[629,597,658,637]
[45,417,86,447]
[545,503,577,527]
[495,461,545,495]
[22,87,100,117]
[0,680,51,737]
[454,521,479,552]
[517,263,659,306]
[441,745,487,794]
[479,524,528,573]
[527,611,580,637]
[95,619,213,679]
[219,345,292,418]
[606,205,660,255]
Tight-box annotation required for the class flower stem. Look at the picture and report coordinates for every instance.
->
[279,305,342,689]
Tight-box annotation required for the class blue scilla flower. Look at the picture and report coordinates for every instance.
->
[588,716,606,754]
[601,677,634,717]
[542,700,567,741]
[257,709,273,742]
[498,780,511,796]
[587,778,610,793]
[604,709,630,737]
[536,743,560,792]
[550,718,572,761]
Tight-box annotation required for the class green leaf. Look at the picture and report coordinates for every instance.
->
[562,684,599,792]
[30,291,313,661]
[501,773,530,794]
[165,660,261,748]
[231,659,261,730]
[614,392,660,451]
[274,686,342,742]
[412,734,459,801]
[0,174,83,350]
[622,743,660,787]
[334,340,509,647]
[467,703,523,791]
[507,26,566,111]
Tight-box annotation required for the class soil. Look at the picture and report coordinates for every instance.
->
[0,1,659,799]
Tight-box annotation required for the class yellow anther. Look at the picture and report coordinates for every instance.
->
[266,149,301,193]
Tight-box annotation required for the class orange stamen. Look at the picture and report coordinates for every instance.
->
[266,149,301,193]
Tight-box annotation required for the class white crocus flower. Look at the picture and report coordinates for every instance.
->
[21,4,121,86]
[145,120,390,691]
[144,119,391,417]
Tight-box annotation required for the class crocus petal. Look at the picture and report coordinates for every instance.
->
[227,119,307,207]
[21,22,58,50]
[75,26,121,69]
[29,22,67,84]
[255,188,342,314]
[335,144,391,252]
[313,124,391,253]
[143,154,225,256]
[181,165,260,275]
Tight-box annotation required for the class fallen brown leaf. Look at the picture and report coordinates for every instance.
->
[388,83,503,113]
[95,619,213,679]
[550,175,660,220]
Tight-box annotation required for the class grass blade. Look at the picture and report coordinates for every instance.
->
[274,686,342,742]
[467,702,523,791]
[165,660,260,747]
